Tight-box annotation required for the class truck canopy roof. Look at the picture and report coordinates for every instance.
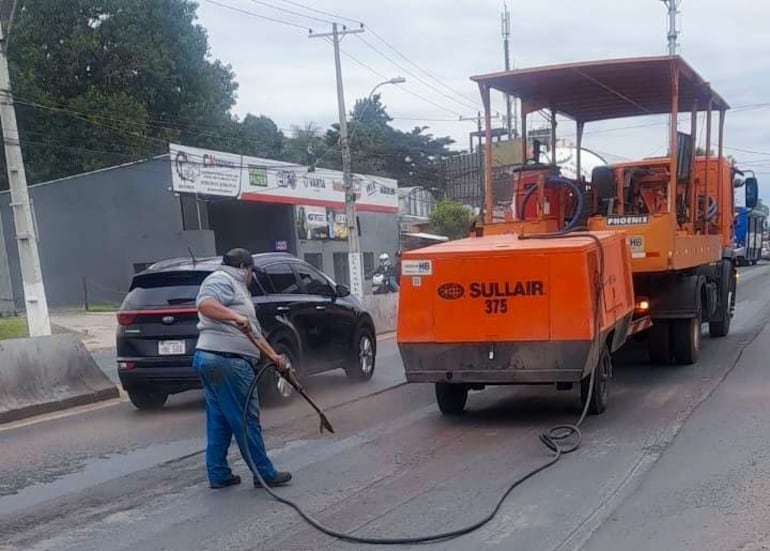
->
[470,55,729,123]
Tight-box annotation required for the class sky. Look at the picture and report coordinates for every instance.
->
[194,0,770,198]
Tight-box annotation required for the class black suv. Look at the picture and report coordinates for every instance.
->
[116,253,377,410]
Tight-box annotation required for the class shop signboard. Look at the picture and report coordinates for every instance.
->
[169,143,398,213]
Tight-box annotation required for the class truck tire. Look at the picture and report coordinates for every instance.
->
[647,320,672,365]
[435,383,468,415]
[709,261,735,338]
[580,344,611,415]
[672,294,702,365]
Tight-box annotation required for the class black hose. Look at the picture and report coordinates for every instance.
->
[518,177,586,232]
[241,365,595,545]
[239,230,606,545]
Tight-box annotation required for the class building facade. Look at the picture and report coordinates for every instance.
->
[0,145,400,310]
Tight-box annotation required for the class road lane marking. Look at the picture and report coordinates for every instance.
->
[0,398,126,433]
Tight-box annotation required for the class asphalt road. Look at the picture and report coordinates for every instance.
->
[3,264,770,551]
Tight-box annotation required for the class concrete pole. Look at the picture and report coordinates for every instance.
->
[502,3,514,138]
[0,20,50,336]
[331,23,364,298]
[310,23,365,297]
[664,0,680,55]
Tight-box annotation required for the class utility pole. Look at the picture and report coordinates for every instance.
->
[310,23,365,298]
[501,3,516,138]
[661,0,681,55]
[661,0,681,148]
[0,20,50,336]
[460,112,501,153]
[460,112,483,154]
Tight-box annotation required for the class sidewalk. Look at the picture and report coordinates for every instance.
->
[50,311,117,352]
[582,322,770,551]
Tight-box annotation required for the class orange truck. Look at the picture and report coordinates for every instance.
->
[396,56,759,415]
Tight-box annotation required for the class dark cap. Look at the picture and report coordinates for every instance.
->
[222,248,254,268]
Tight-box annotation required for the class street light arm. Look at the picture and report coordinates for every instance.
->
[368,76,406,99]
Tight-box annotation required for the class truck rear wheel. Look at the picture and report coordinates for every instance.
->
[671,317,701,365]
[435,383,468,415]
[647,320,672,365]
[672,295,702,365]
[580,344,611,415]
[709,261,735,338]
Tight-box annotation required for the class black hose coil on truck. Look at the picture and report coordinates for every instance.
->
[518,177,586,233]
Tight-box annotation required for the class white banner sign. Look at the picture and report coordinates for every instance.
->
[170,145,242,198]
[169,143,399,212]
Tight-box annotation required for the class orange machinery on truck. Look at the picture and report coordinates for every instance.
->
[396,56,759,415]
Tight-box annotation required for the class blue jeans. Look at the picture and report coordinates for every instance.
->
[192,350,278,485]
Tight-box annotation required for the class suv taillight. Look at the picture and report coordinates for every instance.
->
[117,308,198,326]
[117,311,137,326]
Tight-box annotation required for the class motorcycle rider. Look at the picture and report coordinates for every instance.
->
[372,253,399,293]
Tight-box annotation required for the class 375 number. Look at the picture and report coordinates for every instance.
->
[484,299,508,314]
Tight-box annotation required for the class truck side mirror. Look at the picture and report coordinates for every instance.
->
[745,176,759,209]
[591,166,616,201]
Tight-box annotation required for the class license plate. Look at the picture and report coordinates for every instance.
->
[158,340,185,355]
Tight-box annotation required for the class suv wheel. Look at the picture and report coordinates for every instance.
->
[127,389,168,410]
[345,326,376,381]
[260,341,296,406]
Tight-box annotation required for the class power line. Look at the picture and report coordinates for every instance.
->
[355,34,479,112]
[335,45,464,117]
[366,27,483,109]
[270,0,482,111]
[14,98,294,152]
[246,0,335,24]
[278,0,363,25]
[206,1,471,120]
[204,0,312,31]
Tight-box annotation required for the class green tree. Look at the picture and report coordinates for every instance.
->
[284,122,330,168]
[3,0,245,185]
[209,114,285,159]
[429,200,473,240]
[322,94,457,186]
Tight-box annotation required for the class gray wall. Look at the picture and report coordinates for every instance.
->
[295,211,399,291]
[0,157,216,309]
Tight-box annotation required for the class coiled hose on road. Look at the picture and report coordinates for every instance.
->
[240,230,607,545]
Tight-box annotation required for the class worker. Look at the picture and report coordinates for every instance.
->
[193,247,292,490]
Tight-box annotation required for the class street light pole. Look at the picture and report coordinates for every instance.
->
[337,75,405,298]
[311,24,405,297]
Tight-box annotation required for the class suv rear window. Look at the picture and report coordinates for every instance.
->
[122,271,212,308]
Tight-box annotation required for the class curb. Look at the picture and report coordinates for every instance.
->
[0,387,119,425]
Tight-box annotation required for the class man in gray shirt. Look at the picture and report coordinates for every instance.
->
[194,248,292,489]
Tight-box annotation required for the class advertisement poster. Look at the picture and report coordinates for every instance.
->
[295,205,348,241]
[170,144,242,198]
[169,143,398,212]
